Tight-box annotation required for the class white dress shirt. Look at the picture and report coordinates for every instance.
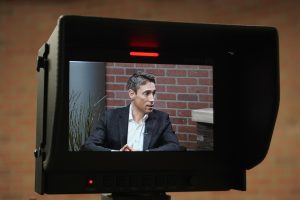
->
[127,103,148,151]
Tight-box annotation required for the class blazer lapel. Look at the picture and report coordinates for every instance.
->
[143,112,156,150]
[119,106,130,147]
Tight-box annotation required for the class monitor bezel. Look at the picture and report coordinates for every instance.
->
[35,15,279,194]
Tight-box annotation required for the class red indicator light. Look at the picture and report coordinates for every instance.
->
[88,179,94,185]
[129,51,159,57]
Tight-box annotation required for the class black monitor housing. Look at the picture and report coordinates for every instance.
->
[35,15,279,194]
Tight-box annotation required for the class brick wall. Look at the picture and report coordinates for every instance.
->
[106,62,213,150]
[1,1,300,200]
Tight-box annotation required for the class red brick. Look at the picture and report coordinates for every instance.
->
[178,125,197,133]
[106,83,126,90]
[188,119,197,126]
[114,91,129,99]
[177,110,191,117]
[158,108,176,116]
[106,75,115,83]
[188,86,209,93]
[188,70,209,77]
[154,101,167,108]
[177,94,198,101]
[106,67,125,75]
[106,91,115,98]
[209,86,213,94]
[135,63,156,68]
[157,93,176,100]
[176,133,188,141]
[166,69,187,77]
[126,68,144,75]
[166,85,187,93]
[115,76,129,83]
[157,64,176,68]
[156,77,176,84]
[167,102,187,109]
[176,64,199,69]
[155,85,166,92]
[199,94,213,102]
[170,117,188,125]
[188,102,209,109]
[188,134,197,142]
[145,69,165,76]
[177,78,197,85]
[198,78,212,85]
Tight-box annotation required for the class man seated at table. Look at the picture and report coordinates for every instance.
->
[81,71,180,152]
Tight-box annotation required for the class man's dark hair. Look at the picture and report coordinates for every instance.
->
[127,71,156,92]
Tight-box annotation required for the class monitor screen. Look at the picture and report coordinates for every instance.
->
[69,61,213,152]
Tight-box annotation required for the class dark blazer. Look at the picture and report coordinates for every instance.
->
[81,105,180,151]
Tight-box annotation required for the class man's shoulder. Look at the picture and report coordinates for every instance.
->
[106,106,129,116]
[151,109,169,118]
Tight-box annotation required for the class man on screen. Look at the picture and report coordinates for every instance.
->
[81,71,180,152]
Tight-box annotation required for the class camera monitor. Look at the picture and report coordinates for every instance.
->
[35,16,279,194]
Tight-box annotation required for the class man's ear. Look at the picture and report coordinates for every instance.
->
[128,89,136,100]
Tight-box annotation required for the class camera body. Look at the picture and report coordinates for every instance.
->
[35,16,279,194]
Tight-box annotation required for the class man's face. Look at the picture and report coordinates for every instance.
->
[129,81,156,114]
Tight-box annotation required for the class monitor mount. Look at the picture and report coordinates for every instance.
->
[101,192,171,200]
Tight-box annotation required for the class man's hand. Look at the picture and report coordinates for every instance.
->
[120,144,135,152]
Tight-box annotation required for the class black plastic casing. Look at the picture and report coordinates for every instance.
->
[35,16,279,194]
